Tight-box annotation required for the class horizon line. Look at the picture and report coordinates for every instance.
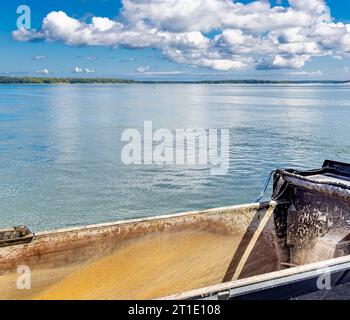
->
[0,75,349,84]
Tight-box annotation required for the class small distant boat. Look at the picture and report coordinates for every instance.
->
[1,160,350,300]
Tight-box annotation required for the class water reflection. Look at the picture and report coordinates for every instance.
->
[0,84,350,230]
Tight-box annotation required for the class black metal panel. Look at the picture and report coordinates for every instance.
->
[323,160,350,177]
[229,263,350,300]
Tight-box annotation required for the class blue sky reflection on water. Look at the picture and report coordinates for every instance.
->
[0,83,349,230]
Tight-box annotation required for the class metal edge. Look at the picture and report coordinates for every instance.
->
[33,201,277,239]
[160,254,350,300]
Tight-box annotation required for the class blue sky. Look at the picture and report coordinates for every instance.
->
[1,0,350,80]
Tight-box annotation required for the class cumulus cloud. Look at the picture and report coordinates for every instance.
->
[12,0,350,71]
[35,69,50,75]
[72,66,95,74]
[136,65,150,73]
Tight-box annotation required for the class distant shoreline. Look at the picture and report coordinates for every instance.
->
[0,76,349,85]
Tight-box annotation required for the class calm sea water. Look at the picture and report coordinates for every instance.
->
[1,84,350,231]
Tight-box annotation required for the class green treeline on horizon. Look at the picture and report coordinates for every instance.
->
[0,76,349,85]
[0,76,137,84]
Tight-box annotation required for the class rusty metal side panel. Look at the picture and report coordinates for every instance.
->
[0,202,279,274]
[272,171,350,266]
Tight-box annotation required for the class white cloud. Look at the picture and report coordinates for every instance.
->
[72,67,95,74]
[120,57,137,62]
[136,65,150,73]
[33,55,47,60]
[35,69,50,75]
[289,70,323,76]
[14,28,45,42]
[12,0,350,71]
[135,70,183,76]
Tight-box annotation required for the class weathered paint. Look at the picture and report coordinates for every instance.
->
[1,190,349,300]
[0,202,282,300]
[272,169,350,266]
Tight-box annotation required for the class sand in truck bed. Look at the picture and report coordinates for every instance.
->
[0,230,244,299]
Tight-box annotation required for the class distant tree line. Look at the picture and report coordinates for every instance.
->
[0,76,137,84]
[0,76,349,85]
